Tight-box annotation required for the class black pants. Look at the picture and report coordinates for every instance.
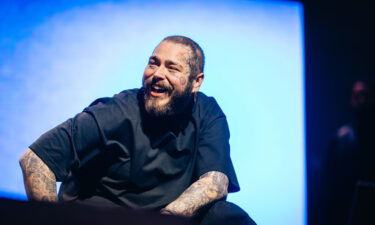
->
[197,201,256,225]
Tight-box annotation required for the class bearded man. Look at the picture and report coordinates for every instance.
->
[19,36,255,225]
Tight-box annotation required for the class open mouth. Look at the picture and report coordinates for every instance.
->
[149,84,171,97]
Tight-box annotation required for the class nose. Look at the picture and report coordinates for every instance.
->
[153,66,167,80]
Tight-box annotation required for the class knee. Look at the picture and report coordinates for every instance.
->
[199,201,256,225]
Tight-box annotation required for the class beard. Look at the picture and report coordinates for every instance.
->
[143,78,194,117]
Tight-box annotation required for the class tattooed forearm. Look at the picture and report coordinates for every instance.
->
[162,171,229,217]
[19,149,58,202]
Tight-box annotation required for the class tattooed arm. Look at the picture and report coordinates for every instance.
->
[19,148,58,202]
[161,171,229,217]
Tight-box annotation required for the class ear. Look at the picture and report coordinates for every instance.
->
[192,73,204,93]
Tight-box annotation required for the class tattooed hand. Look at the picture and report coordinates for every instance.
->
[161,171,229,217]
[19,149,58,202]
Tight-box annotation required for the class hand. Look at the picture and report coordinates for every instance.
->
[160,208,176,216]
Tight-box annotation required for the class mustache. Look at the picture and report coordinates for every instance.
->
[145,79,173,92]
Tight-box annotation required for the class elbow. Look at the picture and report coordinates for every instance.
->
[217,173,229,199]
[19,149,30,169]
[223,187,229,197]
[208,179,229,201]
[217,184,229,199]
[200,171,229,200]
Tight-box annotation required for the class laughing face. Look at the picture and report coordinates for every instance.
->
[142,41,198,116]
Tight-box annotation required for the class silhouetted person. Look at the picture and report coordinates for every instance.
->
[324,80,375,225]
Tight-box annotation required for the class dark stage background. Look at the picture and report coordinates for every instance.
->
[304,0,375,224]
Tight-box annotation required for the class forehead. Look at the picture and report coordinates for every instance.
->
[152,41,191,65]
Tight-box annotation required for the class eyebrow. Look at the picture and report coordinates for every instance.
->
[149,56,160,63]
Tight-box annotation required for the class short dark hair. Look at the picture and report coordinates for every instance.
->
[162,35,205,80]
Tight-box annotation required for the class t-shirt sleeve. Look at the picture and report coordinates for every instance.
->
[29,111,101,182]
[195,98,240,193]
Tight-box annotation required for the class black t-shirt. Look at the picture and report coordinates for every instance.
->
[30,88,239,209]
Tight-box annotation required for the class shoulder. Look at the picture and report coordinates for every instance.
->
[195,92,225,118]
[195,92,223,114]
[88,88,139,107]
[194,92,227,129]
[86,88,140,111]
[84,88,141,121]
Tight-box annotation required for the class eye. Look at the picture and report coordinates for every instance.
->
[148,56,160,66]
[147,60,158,70]
[168,66,180,72]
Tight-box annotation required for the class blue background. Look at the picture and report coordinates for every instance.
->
[0,1,304,224]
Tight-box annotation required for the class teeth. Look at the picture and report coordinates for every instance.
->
[151,85,167,93]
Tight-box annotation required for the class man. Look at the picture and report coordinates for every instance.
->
[19,36,255,224]
[323,80,375,225]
